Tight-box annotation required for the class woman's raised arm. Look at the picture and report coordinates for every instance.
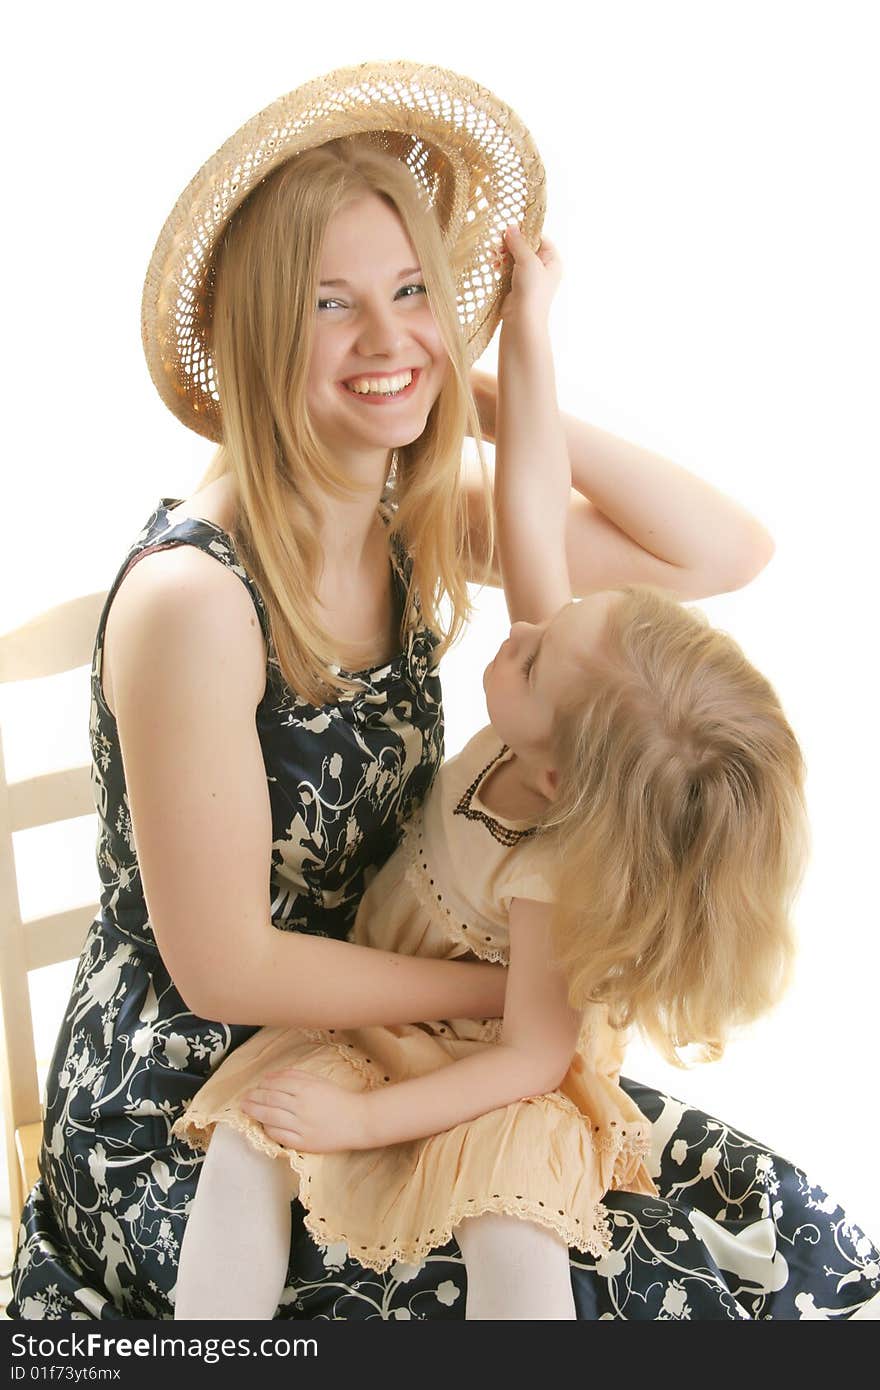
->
[105,547,506,1028]
[463,368,774,600]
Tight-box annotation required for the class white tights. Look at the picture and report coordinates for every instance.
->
[454,1212,577,1320]
[174,1125,576,1320]
[175,1124,298,1320]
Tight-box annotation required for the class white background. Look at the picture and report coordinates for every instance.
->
[2,1,878,1239]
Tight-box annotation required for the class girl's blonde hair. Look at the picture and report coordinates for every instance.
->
[196,136,491,704]
[540,586,809,1068]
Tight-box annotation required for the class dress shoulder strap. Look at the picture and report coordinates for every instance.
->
[106,498,270,639]
[92,499,272,710]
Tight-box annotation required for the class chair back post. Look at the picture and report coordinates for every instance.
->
[0,724,42,1227]
[0,589,107,1238]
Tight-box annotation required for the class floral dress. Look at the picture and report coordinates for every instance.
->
[9,499,880,1320]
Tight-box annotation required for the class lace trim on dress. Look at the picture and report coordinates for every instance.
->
[399,815,509,965]
[171,1109,291,1166]
[300,1192,615,1274]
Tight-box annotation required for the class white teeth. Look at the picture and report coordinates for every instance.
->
[344,369,414,395]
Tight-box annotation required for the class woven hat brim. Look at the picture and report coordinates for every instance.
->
[141,60,546,442]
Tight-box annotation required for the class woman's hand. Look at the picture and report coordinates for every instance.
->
[495,225,563,339]
[240,1069,371,1153]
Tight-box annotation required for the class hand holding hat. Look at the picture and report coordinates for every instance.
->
[495,225,563,338]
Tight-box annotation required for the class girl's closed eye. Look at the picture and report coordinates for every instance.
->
[522,652,536,677]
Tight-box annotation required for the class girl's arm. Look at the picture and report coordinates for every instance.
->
[493,228,572,624]
[463,374,774,603]
[241,897,584,1152]
[107,547,506,1031]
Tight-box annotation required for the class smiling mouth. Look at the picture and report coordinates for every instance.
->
[338,368,421,403]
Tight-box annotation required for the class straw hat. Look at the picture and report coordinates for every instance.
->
[141,60,547,443]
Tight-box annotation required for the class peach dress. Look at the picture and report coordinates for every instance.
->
[172,724,659,1272]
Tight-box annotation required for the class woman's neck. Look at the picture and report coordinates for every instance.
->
[317,491,389,569]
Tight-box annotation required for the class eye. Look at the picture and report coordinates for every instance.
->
[522,652,536,677]
[316,283,427,312]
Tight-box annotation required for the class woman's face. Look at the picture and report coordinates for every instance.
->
[306,192,450,476]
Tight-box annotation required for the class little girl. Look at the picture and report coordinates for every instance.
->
[171,226,809,1320]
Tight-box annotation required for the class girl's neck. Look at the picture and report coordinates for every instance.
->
[479,750,553,824]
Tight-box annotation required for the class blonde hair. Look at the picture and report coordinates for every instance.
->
[539,586,809,1068]
[195,136,491,704]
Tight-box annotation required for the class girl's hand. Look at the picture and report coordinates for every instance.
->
[494,225,563,338]
[240,1069,370,1154]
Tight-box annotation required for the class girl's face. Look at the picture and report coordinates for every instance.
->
[483,594,618,765]
[306,191,449,476]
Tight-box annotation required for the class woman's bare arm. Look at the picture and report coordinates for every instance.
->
[106,547,505,1028]
[241,898,582,1151]
[463,368,774,600]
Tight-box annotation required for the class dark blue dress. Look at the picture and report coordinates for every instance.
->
[9,500,879,1320]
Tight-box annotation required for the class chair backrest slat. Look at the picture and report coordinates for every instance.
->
[0,593,107,684]
[8,765,96,833]
[24,904,97,972]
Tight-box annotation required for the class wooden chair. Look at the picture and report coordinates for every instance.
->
[0,591,107,1237]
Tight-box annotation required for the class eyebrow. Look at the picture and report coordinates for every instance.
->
[318,267,422,288]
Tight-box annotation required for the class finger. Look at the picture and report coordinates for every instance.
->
[503,224,524,251]
[242,1087,299,1108]
[261,1125,303,1149]
[251,1078,318,1102]
[503,225,546,266]
[240,1100,303,1130]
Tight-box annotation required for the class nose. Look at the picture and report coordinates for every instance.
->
[508,621,535,646]
[503,621,533,659]
[356,298,407,358]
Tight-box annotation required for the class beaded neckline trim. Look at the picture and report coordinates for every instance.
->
[453,743,536,846]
